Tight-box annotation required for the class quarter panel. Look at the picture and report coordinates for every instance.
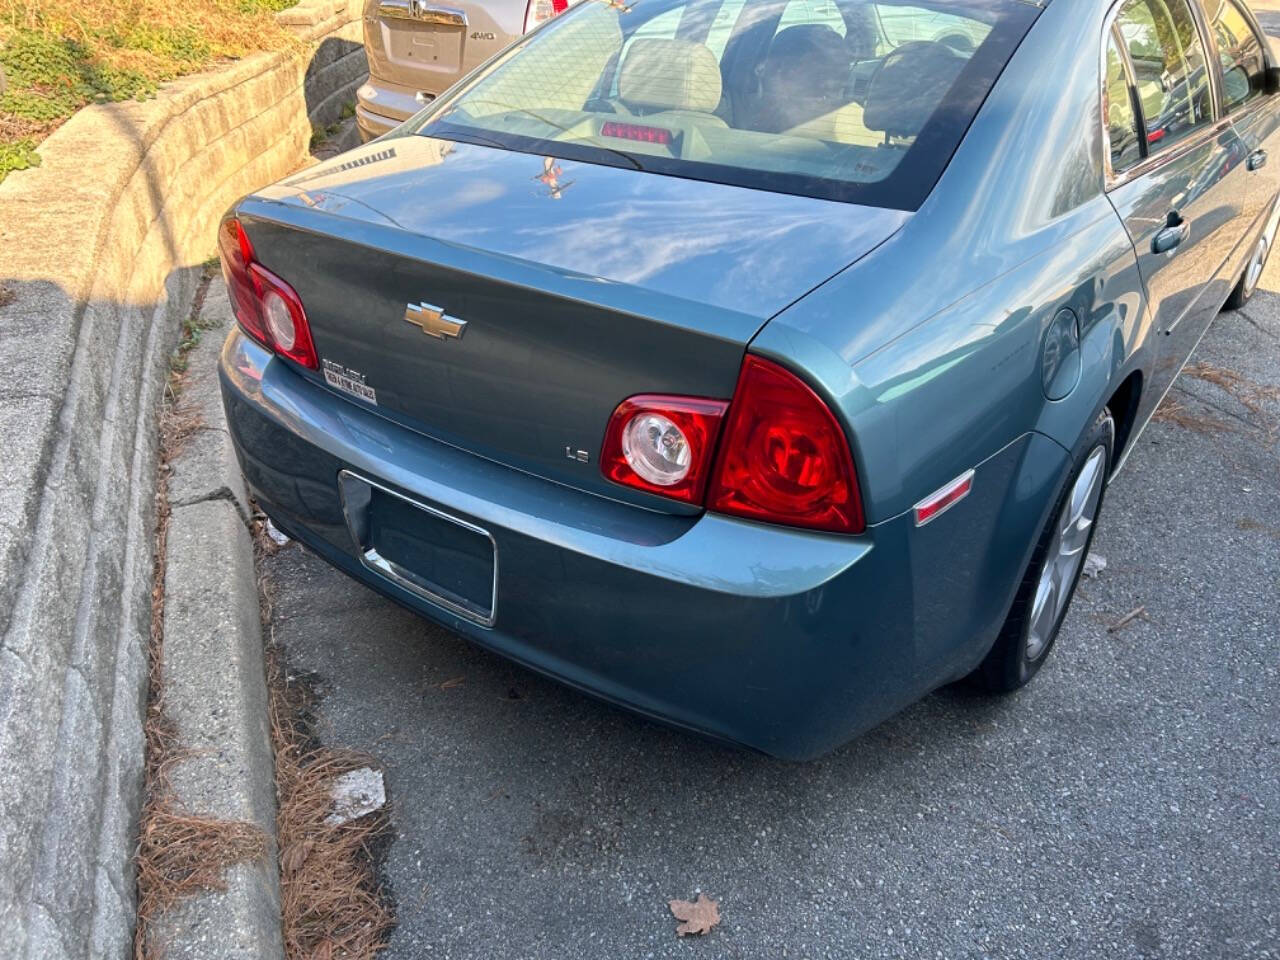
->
[759,198,1144,525]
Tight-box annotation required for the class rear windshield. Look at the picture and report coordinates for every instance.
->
[405,0,1037,209]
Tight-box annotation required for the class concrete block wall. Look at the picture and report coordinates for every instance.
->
[0,2,367,956]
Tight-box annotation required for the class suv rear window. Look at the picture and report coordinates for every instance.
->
[406,0,1037,210]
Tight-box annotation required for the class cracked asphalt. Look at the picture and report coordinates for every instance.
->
[262,236,1280,958]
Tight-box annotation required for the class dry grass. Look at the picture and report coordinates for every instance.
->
[0,0,298,177]
[134,270,272,960]
[135,804,268,942]
[1183,361,1280,440]
[1151,361,1280,440]
[1150,396,1230,434]
[267,646,396,959]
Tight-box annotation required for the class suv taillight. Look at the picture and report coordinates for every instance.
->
[217,218,318,370]
[601,356,864,533]
[523,0,569,33]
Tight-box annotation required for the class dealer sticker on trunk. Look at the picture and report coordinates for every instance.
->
[322,359,377,406]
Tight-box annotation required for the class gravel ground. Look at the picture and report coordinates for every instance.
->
[262,262,1280,959]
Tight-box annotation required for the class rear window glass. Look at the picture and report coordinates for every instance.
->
[406,0,1037,210]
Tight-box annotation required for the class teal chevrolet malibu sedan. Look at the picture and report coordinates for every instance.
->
[217,0,1280,758]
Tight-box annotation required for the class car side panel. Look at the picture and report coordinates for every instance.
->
[1108,103,1255,412]
[758,194,1144,528]
[1219,0,1280,226]
[1229,102,1280,225]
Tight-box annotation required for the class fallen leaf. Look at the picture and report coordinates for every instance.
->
[281,839,314,877]
[440,676,465,690]
[669,893,720,937]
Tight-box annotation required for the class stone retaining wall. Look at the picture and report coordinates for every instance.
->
[0,3,367,956]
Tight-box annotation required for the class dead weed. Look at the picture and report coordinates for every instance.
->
[1183,361,1280,440]
[1150,396,1230,434]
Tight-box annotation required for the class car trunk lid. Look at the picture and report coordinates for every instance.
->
[239,136,908,506]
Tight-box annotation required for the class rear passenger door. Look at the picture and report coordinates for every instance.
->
[1104,0,1253,408]
[1203,0,1280,228]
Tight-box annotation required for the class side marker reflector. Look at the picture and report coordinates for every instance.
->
[914,469,974,527]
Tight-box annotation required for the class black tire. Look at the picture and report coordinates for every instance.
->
[1224,229,1271,311]
[970,408,1115,693]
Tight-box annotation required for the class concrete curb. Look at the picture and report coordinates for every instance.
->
[148,282,283,960]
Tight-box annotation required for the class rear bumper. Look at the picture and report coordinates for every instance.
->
[355,79,428,142]
[220,330,1056,758]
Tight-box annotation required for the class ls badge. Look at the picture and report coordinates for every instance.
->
[405,302,467,340]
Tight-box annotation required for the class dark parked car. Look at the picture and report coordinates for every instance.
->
[219,0,1280,758]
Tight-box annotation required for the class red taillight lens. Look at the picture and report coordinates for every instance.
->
[216,217,318,370]
[218,218,265,344]
[523,0,570,32]
[601,395,729,504]
[707,356,864,534]
[250,264,317,369]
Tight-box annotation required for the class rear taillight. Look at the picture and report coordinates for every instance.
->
[707,356,864,534]
[523,0,569,32]
[217,218,318,370]
[601,395,728,504]
[601,356,864,533]
[218,218,262,341]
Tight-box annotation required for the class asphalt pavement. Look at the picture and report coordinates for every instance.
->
[262,249,1280,958]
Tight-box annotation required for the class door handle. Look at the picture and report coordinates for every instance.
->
[1248,149,1267,171]
[1152,212,1190,254]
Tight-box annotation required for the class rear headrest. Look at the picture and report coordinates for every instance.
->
[766,23,847,72]
[618,38,722,114]
[863,41,964,138]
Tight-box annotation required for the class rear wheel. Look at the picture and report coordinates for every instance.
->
[971,409,1114,693]
[1224,226,1272,311]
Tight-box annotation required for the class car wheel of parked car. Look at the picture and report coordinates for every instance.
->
[972,408,1115,693]
[1224,230,1271,311]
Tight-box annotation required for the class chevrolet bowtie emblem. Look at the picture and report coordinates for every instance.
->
[404,302,467,340]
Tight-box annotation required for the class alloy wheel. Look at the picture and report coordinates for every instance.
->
[1025,445,1107,661]
[1244,235,1268,301]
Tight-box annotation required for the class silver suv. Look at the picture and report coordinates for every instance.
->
[357,0,577,140]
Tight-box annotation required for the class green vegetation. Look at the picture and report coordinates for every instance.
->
[0,136,40,177]
[309,118,342,148]
[0,0,299,183]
